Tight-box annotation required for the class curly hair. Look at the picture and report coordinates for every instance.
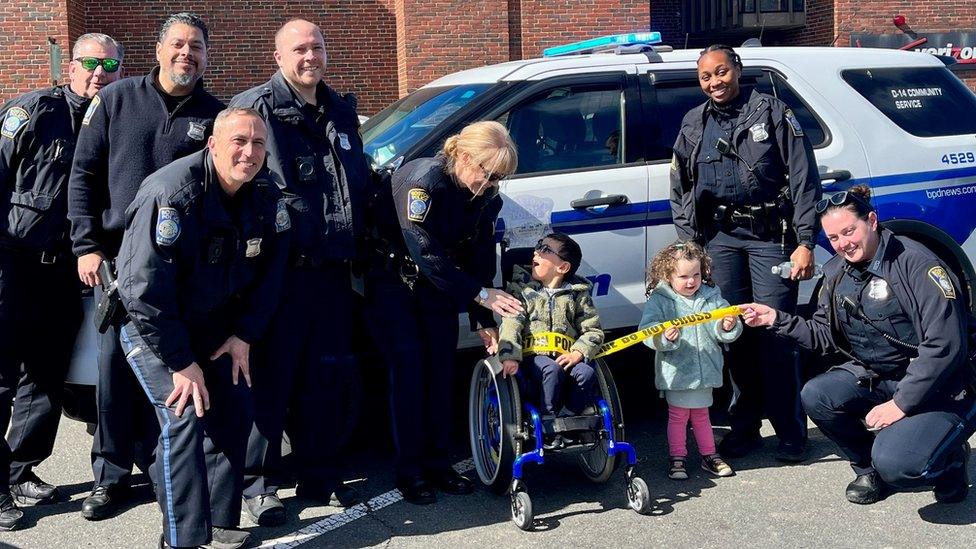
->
[646,240,713,297]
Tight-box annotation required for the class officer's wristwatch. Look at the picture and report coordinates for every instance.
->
[477,287,490,306]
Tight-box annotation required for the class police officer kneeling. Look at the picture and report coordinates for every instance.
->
[743,185,975,505]
[116,108,288,548]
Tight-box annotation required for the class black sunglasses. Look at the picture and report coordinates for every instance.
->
[534,239,566,260]
[479,163,508,183]
[815,191,873,215]
[75,57,121,72]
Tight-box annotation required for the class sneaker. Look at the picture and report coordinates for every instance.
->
[203,526,251,549]
[668,457,689,480]
[0,493,24,531]
[701,454,735,477]
[243,493,285,526]
[10,473,62,505]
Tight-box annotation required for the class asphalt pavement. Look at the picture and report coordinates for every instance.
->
[1,392,974,549]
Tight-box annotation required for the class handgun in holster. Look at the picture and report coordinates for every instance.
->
[94,260,121,334]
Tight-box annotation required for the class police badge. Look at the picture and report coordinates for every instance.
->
[927,266,956,299]
[867,278,890,300]
[407,188,431,222]
[187,122,206,141]
[749,122,768,142]
[155,207,181,246]
[275,199,291,233]
[1,107,30,139]
[245,238,262,258]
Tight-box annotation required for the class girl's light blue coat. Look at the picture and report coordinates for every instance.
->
[639,282,742,393]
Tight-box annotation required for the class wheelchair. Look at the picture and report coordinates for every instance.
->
[468,354,650,530]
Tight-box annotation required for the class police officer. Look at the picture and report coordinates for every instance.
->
[230,19,370,524]
[670,44,822,461]
[363,121,522,504]
[0,33,124,530]
[117,107,288,549]
[68,13,224,520]
[743,185,975,505]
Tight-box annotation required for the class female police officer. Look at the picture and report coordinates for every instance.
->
[743,185,975,505]
[670,44,822,461]
[364,121,521,504]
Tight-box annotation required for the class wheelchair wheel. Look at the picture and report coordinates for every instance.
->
[469,358,522,494]
[511,488,534,531]
[578,359,625,483]
[627,476,651,514]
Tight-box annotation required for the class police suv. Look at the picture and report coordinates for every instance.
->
[63,33,976,421]
[361,32,976,347]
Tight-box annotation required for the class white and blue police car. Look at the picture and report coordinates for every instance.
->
[360,32,976,348]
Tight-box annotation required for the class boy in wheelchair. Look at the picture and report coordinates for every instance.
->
[496,233,604,449]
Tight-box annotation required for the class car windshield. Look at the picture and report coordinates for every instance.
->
[362,84,491,167]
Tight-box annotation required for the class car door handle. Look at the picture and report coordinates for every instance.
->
[819,169,852,184]
[571,194,629,209]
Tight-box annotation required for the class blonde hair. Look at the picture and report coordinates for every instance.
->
[442,120,518,177]
[646,240,713,297]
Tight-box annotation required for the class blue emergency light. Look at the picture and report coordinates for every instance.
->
[542,32,663,57]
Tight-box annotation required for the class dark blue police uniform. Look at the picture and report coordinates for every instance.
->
[364,156,500,481]
[1,86,86,494]
[774,228,975,492]
[671,88,822,454]
[231,73,369,499]
[68,68,224,500]
[116,149,288,547]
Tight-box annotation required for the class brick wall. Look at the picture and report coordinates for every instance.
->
[0,1,71,98]
[3,1,974,113]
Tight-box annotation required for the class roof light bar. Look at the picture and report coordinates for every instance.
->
[543,32,663,57]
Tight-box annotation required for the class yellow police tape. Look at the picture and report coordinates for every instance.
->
[523,305,744,358]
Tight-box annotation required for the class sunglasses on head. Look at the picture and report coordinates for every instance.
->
[75,57,121,72]
[479,162,508,183]
[815,191,872,215]
[534,239,566,260]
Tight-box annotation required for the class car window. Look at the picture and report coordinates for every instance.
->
[496,84,624,175]
[645,70,826,162]
[841,66,976,138]
[362,84,491,167]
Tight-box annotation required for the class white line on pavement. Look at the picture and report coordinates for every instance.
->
[256,458,476,548]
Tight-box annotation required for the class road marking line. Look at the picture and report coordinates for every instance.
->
[256,459,475,548]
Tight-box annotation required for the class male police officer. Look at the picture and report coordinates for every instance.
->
[118,107,288,549]
[671,45,821,461]
[231,18,369,525]
[68,13,224,520]
[0,32,124,531]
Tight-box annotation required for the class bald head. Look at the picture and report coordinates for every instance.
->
[274,19,327,100]
[275,19,323,51]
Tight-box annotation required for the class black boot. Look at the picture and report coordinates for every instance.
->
[396,475,436,505]
[81,484,128,521]
[0,493,24,531]
[934,441,970,504]
[846,472,889,504]
[428,469,473,495]
[10,473,63,505]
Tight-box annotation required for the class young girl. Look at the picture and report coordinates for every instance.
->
[640,241,742,480]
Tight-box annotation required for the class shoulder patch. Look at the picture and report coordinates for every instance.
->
[927,266,956,299]
[1,107,30,139]
[155,207,182,247]
[784,108,803,137]
[82,95,101,126]
[407,188,431,222]
[275,198,291,233]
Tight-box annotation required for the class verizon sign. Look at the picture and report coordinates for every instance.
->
[851,32,976,70]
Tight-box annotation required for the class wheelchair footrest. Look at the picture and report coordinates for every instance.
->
[544,415,602,434]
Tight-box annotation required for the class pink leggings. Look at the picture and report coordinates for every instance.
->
[667,405,716,457]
